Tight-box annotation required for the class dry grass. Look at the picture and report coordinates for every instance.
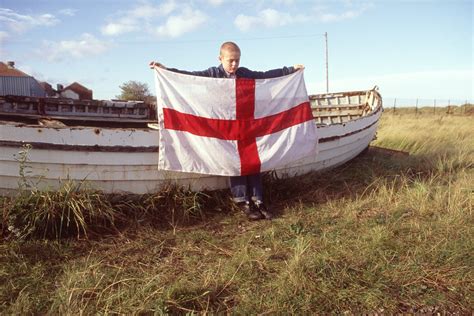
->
[1,108,472,313]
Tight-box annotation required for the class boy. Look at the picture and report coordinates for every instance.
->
[150,41,304,220]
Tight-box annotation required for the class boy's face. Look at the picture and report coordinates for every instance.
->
[219,49,240,74]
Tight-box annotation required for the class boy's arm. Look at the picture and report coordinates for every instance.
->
[238,64,304,79]
[166,67,216,77]
[149,61,216,77]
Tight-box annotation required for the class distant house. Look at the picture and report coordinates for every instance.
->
[1,61,94,100]
[60,82,93,100]
[0,61,46,97]
[38,81,56,97]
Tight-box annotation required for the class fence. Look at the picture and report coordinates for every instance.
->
[383,97,472,115]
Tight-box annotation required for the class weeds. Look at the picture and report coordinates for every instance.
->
[14,144,33,190]
[5,181,122,240]
[3,183,231,240]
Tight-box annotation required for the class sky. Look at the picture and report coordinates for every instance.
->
[0,0,472,105]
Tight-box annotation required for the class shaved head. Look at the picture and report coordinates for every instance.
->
[220,42,241,56]
[218,41,241,74]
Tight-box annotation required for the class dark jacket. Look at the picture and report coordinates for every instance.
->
[167,64,296,79]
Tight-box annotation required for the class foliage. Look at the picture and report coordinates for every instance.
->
[116,80,154,102]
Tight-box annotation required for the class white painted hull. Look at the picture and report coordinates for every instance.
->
[0,89,382,195]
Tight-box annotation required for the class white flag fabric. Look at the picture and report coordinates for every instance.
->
[154,68,318,176]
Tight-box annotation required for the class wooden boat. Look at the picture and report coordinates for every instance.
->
[0,87,383,195]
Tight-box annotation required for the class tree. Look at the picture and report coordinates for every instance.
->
[116,80,154,102]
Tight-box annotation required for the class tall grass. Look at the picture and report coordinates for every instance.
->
[3,182,230,240]
[1,109,472,313]
[5,181,123,240]
[374,114,473,169]
[3,144,230,239]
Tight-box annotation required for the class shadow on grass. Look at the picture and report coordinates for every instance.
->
[103,146,424,232]
[263,146,424,217]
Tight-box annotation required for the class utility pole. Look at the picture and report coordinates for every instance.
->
[325,32,329,93]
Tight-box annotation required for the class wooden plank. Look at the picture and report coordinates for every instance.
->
[0,96,153,121]
[313,109,363,117]
[0,147,158,165]
[0,122,156,147]
[0,112,154,123]
[310,103,366,109]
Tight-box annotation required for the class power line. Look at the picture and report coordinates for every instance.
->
[6,34,327,45]
[110,34,326,44]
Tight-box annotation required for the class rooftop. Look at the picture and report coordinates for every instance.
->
[0,61,30,77]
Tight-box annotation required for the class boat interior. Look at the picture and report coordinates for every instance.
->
[310,88,382,125]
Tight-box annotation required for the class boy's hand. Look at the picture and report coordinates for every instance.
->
[149,61,166,69]
[294,64,305,70]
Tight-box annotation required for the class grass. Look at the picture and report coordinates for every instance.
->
[1,108,473,313]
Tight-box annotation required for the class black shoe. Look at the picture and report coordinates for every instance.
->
[237,201,263,220]
[254,202,273,220]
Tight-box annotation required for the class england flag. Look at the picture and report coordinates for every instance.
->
[153,68,318,176]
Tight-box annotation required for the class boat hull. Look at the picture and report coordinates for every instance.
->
[0,89,382,195]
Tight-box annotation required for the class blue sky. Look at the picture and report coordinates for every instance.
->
[1,0,472,104]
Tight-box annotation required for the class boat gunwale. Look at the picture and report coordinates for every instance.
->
[0,107,381,152]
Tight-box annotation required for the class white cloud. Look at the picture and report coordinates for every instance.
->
[35,13,59,26]
[154,8,207,38]
[41,33,113,62]
[0,8,62,59]
[130,1,177,18]
[316,8,367,23]
[234,8,308,32]
[313,2,372,23]
[101,1,208,38]
[273,0,295,4]
[234,2,372,32]
[207,0,225,5]
[0,8,59,33]
[101,0,177,36]
[101,20,139,36]
[58,9,77,16]
[318,10,359,22]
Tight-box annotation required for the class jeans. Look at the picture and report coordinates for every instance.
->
[229,173,263,203]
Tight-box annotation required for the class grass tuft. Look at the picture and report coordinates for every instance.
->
[4,181,122,240]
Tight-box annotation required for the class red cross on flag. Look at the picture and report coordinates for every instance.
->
[154,68,318,176]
